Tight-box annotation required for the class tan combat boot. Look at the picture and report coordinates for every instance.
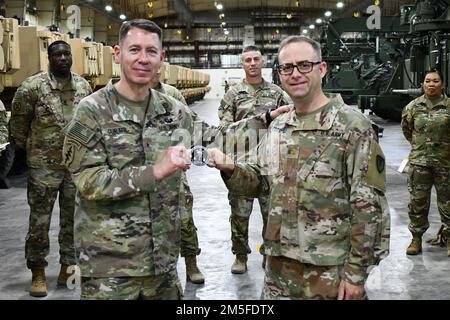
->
[30,268,47,297]
[57,264,74,287]
[185,256,205,284]
[231,255,247,274]
[406,235,422,255]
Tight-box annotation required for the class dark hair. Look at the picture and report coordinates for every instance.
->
[119,19,162,47]
[278,35,322,61]
[424,69,444,82]
[48,40,70,56]
[242,45,261,54]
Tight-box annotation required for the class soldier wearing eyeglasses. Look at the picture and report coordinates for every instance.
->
[208,36,390,300]
[218,45,291,274]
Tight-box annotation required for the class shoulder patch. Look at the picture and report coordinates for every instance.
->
[63,140,79,167]
[65,120,96,146]
[363,141,386,193]
[13,101,22,112]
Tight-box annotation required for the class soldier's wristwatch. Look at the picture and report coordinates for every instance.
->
[266,108,276,126]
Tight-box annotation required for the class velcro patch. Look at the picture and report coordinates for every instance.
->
[63,140,79,167]
[364,141,386,193]
[66,121,96,146]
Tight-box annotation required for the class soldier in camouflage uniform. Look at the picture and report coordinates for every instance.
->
[0,99,7,146]
[208,36,390,299]
[10,40,92,297]
[218,45,291,274]
[150,70,205,284]
[63,19,224,300]
[401,69,450,257]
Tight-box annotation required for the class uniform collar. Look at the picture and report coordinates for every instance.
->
[417,93,449,108]
[283,93,343,131]
[239,78,270,92]
[107,79,166,123]
[48,71,76,90]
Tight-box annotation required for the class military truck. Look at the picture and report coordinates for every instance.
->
[319,0,450,122]
[358,0,450,121]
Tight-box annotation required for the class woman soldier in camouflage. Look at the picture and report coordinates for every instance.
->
[401,69,450,256]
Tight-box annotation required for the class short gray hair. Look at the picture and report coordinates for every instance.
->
[278,35,322,61]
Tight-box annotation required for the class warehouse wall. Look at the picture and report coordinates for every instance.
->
[200,68,273,100]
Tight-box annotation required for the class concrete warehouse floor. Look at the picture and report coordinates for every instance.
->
[0,97,448,300]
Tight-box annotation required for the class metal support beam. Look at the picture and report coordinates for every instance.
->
[78,0,122,23]
[168,0,193,28]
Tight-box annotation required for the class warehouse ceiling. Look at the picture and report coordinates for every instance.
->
[79,0,413,27]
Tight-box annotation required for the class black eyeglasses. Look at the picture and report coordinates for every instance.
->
[277,61,321,75]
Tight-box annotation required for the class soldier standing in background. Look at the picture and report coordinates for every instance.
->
[401,69,450,257]
[150,70,205,284]
[10,40,92,297]
[218,45,291,274]
[208,36,390,299]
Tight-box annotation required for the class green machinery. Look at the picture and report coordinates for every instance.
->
[321,0,450,121]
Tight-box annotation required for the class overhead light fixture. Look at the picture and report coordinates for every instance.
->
[324,11,332,17]
[275,29,280,34]
[164,22,168,28]
[295,1,300,7]
[207,28,212,33]
[219,13,225,19]
[147,1,153,8]
[105,5,112,12]
[221,21,226,26]
[286,13,293,19]
[309,24,315,29]
[224,29,229,35]
[216,3,223,10]
[374,0,381,5]
[119,14,126,20]
[353,11,361,17]
[302,29,308,34]
[336,2,344,9]
[177,29,182,34]
[147,13,153,18]
[316,18,323,24]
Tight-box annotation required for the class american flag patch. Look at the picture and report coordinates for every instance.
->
[67,121,95,145]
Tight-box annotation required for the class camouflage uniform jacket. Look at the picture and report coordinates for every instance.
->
[154,82,187,105]
[224,99,390,285]
[401,94,450,168]
[218,78,291,126]
[62,80,199,277]
[10,71,92,169]
[0,100,7,146]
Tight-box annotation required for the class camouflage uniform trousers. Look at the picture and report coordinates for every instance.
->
[80,269,183,300]
[407,164,450,238]
[25,168,76,269]
[228,192,269,255]
[179,173,201,257]
[261,255,346,300]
